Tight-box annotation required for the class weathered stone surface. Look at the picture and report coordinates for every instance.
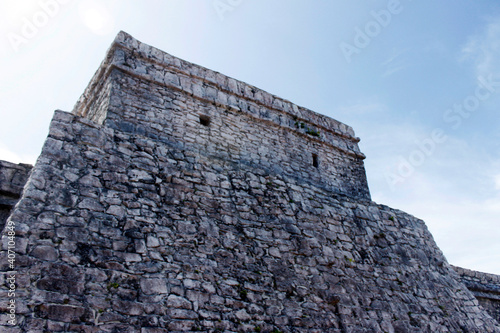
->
[141,278,169,295]
[0,31,499,332]
[0,161,32,195]
[0,161,32,231]
[35,304,86,323]
[453,265,500,323]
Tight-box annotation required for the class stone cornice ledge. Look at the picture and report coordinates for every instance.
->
[452,265,500,300]
[73,31,365,159]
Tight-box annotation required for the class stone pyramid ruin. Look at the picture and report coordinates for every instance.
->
[1,31,499,332]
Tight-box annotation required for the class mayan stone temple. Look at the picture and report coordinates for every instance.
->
[1,31,500,332]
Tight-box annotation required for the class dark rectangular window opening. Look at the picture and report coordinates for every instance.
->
[312,153,319,168]
[199,115,211,126]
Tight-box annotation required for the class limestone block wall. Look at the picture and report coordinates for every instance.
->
[0,161,32,231]
[0,31,499,332]
[73,31,370,201]
[0,110,498,332]
[453,266,500,323]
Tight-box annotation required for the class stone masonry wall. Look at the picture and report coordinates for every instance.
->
[0,31,499,332]
[0,161,32,231]
[73,32,370,201]
[453,266,500,323]
[1,110,498,332]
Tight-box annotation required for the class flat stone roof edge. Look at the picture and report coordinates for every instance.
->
[74,31,361,147]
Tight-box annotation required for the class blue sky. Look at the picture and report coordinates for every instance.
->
[1,0,500,274]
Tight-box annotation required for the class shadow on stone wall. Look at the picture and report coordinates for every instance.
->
[0,160,32,230]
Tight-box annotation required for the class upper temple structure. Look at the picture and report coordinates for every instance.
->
[1,31,499,332]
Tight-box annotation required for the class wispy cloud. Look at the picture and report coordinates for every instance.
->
[381,65,406,78]
[380,48,409,77]
[370,135,500,274]
[381,48,409,66]
[461,16,500,79]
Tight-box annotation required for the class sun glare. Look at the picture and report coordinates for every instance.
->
[78,0,115,36]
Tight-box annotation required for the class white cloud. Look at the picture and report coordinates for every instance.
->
[365,124,500,274]
[422,198,500,275]
[461,16,500,79]
[374,170,500,275]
